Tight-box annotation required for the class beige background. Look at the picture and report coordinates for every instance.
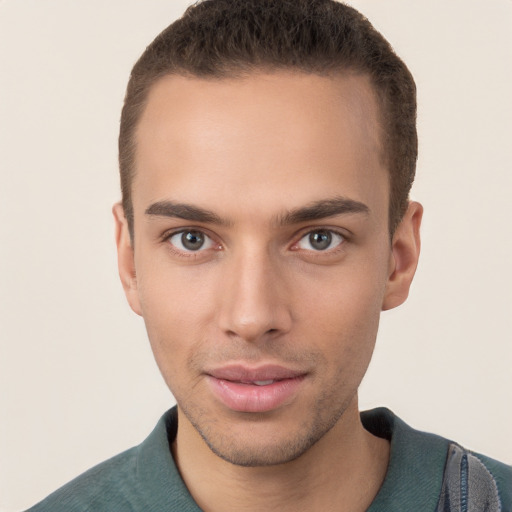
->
[1,1,511,510]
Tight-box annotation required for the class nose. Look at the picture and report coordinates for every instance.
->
[217,247,292,343]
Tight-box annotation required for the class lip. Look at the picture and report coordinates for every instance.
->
[205,364,307,413]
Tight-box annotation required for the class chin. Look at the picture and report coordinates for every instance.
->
[200,431,318,467]
[185,406,344,468]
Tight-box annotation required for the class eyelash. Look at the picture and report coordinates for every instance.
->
[160,228,220,259]
[291,228,347,253]
[160,227,349,258]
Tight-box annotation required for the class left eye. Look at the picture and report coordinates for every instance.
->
[296,229,344,251]
[168,230,215,252]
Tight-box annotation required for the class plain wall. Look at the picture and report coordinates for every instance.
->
[1,1,511,510]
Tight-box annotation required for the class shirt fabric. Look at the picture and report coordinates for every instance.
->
[26,407,512,511]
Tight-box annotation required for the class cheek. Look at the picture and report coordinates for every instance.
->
[294,255,388,366]
[136,243,213,316]
[137,279,208,397]
[135,258,219,361]
[299,257,388,328]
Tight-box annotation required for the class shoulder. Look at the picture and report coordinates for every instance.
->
[463,448,512,511]
[362,408,512,511]
[436,444,512,511]
[474,451,512,485]
[24,446,141,512]
[24,408,199,512]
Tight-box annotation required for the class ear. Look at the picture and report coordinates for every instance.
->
[382,201,423,311]
[112,203,142,316]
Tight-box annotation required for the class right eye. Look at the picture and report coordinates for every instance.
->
[168,230,216,252]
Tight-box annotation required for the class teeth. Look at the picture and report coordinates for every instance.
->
[253,380,275,386]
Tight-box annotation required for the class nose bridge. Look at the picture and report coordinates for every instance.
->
[218,243,291,342]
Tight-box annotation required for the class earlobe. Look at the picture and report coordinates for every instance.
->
[112,203,142,316]
[382,201,423,311]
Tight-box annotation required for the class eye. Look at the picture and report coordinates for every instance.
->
[168,230,215,252]
[296,229,345,251]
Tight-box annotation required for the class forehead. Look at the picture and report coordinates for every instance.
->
[132,71,387,220]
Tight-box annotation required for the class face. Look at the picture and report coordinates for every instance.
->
[114,71,421,466]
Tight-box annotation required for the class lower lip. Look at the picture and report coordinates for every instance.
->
[206,375,305,413]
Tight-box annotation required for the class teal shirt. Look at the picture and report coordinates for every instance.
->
[27,407,512,511]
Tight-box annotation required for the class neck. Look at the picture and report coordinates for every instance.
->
[172,397,389,512]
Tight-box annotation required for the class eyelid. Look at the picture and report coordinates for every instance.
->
[290,227,349,252]
[159,225,349,254]
[161,227,222,253]
[161,226,212,241]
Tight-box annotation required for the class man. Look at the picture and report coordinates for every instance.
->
[27,0,511,510]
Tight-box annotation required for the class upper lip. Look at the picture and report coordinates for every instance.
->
[206,364,306,382]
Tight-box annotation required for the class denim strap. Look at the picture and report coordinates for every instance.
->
[436,443,501,512]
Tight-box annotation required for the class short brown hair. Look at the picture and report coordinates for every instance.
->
[119,0,417,237]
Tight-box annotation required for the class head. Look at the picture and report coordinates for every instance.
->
[119,0,417,240]
[114,0,422,468]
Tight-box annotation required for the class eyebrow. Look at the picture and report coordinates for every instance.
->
[277,196,370,225]
[145,201,231,225]
[145,196,369,226]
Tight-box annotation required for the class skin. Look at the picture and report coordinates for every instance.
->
[114,71,422,511]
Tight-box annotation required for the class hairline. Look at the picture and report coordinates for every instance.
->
[123,65,396,241]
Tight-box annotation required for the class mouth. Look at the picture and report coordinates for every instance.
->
[205,364,307,413]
